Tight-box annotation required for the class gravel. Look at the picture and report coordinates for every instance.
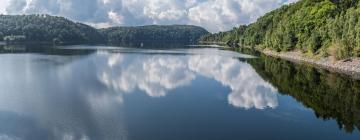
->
[262,50,360,79]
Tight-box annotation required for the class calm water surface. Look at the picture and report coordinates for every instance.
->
[0,45,359,140]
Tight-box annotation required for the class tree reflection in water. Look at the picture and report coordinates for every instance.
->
[247,53,360,133]
[96,52,278,110]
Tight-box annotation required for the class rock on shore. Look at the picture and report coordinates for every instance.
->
[262,50,360,79]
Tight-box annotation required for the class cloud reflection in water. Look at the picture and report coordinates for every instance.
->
[97,52,278,109]
[0,49,279,140]
[0,54,128,140]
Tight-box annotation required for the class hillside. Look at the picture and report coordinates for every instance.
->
[0,15,209,45]
[100,25,209,44]
[0,14,105,44]
[201,0,360,59]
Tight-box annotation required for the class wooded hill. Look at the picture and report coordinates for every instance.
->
[0,15,104,44]
[100,25,209,44]
[0,14,209,45]
[201,0,360,59]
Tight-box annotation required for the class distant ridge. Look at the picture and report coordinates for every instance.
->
[100,24,209,44]
[0,14,209,45]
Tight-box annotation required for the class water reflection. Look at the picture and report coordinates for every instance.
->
[0,47,278,140]
[1,46,359,139]
[188,55,278,109]
[96,52,278,109]
[247,53,360,133]
[0,54,128,140]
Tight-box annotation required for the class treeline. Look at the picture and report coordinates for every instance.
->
[0,14,104,44]
[200,25,247,44]
[0,14,209,45]
[246,52,360,133]
[201,0,360,59]
[100,25,209,44]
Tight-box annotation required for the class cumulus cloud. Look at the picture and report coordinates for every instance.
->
[98,54,196,97]
[0,0,298,32]
[0,54,128,140]
[188,0,298,31]
[0,47,279,139]
[97,50,278,109]
[188,55,278,109]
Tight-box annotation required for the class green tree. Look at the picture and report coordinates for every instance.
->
[200,0,360,59]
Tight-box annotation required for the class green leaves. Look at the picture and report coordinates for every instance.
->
[101,25,209,44]
[0,14,104,44]
[248,54,360,133]
[200,25,247,43]
[201,0,360,59]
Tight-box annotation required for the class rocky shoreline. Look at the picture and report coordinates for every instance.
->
[262,49,360,79]
[198,41,227,45]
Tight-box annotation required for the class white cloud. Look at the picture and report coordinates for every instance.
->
[0,48,279,139]
[188,55,278,109]
[142,0,186,21]
[0,54,128,140]
[98,54,196,97]
[185,0,197,7]
[0,0,298,32]
[0,0,10,14]
[97,51,278,109]
[108,11,124,24]
[188,0,297,32]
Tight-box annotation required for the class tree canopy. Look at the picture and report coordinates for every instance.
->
[100,25,209,44]
[0,14,209,45]
[0,14,105,44]
[201,0,360,59]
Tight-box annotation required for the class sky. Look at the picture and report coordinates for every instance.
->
[0,0,298,32]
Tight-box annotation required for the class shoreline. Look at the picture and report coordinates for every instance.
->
[198,41,227,45]
[261,49,360,79]
[203,42,360,79]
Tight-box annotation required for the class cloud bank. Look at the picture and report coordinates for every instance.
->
[0,47,278,139]
[0,0,298,32]
[97,51,278,109]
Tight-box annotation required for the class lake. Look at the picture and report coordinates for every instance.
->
[0,44,359,140]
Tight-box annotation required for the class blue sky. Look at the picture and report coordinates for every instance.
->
[0,0,298,32]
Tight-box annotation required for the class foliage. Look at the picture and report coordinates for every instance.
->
[200,25,247,43]
[201,0,360,59]
[100,25,209,44]
[247,53,360,133]
[0,14,105,44]
[0,15,209,45]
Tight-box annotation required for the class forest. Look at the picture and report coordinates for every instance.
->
[100,25,209,44]
[0,14,104,44]
[201,0,360,59]
[0,14,209,45]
